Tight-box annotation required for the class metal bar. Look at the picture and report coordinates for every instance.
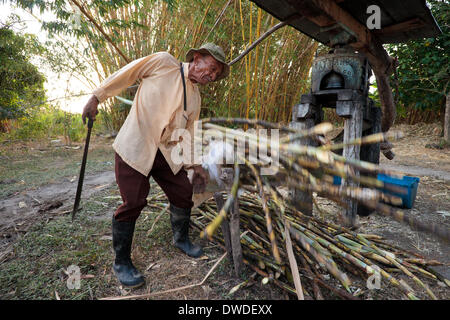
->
[229,18,292,66]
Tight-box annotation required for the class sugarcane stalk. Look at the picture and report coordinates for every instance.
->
[284,220,305,300]
[188,118,446,299]
[423,267,450,287]
[203,117,299,133]
[279,122,334,144]
[357,235,437,300]
[200,163,240,240]
[287,208,420,299]
[286,217,378,274]
[289,226,352,292]
[403,258,443,266]
[319,131,404,152]
[400,261,437,280]
[245,160,282,264]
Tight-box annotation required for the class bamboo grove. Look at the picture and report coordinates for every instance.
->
[10,0,318,130]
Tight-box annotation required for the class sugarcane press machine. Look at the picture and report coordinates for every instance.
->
[291,46,382,224]
[249,0,441,227]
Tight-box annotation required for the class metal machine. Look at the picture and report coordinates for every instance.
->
[249,0,441,225]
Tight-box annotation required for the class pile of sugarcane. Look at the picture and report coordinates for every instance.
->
[187,118,449,299]
[192,192,448,300]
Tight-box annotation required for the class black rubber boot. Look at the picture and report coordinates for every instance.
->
[112,217,145,288]
[170,204,203,258]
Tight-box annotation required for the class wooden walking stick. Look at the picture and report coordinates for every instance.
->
[72,116,94,221]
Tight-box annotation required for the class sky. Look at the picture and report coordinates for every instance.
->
[1,3,94,114]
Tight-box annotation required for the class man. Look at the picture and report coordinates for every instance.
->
[82,43,230,288]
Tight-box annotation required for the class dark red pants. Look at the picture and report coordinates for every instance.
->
[114,150,193,222]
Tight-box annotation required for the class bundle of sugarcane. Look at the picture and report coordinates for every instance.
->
[187,118,449,299]
[198,118,450,242]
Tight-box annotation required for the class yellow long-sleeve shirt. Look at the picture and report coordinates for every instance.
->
[93,52,201,176]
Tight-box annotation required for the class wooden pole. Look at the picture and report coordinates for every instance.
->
[214,192,233,259]
[288,100,318,216]
[444,93,450,143]
[289,120,314,216]
[341,100,363,227]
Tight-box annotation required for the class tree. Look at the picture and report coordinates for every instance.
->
[5,0,318,132]
[386,0,449,139]
[0,17,46,129]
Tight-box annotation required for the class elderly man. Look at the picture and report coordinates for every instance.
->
[82,43,230,288]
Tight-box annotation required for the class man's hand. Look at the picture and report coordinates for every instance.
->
[82,95,100,125]
[192,165,209,194]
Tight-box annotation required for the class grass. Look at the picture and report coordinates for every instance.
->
[0,188,115,300]
[1,105,91,143]
[0,136,287,300]
[0,183,285,300]
[0,184,173,300]
[0,183,256,300]
[0,135,119,299]
[0,138,115,198]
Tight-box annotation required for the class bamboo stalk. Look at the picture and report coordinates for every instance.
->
[246,161,282,264]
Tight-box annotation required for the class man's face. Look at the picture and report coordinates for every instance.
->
[188,52,224,85]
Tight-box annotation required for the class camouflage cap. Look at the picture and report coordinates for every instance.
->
[186,43,230,81]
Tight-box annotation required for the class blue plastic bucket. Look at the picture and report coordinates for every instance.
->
[376,174,420,209]
[332,174,420,209]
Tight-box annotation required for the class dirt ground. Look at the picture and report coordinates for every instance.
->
[315,123,450,299]
[373,123,449,282]
[0,123,448,300]
[0,136,288,300]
